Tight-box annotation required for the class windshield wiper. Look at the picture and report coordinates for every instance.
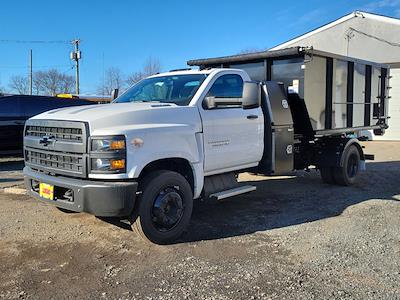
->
[135,100,161,103]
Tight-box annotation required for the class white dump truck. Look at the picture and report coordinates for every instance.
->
[23,47,390,244]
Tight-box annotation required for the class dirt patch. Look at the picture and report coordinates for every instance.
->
[0,141,399,299]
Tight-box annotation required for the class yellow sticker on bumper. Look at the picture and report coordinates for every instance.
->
[39,183,54,200]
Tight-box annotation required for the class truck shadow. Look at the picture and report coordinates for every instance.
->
[179,160,400,243]
[102,160,400,243]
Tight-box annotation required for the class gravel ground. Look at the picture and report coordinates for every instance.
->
[0,141,399,299]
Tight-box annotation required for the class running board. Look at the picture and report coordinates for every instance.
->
[210,185,256,200]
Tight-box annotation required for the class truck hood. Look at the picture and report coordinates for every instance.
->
[31,102,202,134]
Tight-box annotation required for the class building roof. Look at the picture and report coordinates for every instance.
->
[270,11,400,51]
[187,46,388,69]
[187,47,304,66]
[188,10,400,67]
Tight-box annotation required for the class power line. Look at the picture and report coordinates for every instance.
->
[0,39,70,44]
[348,27,400,48]
[0,64,72,69]
[60,65,75,76]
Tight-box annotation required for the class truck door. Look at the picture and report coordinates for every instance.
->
[199,73,264,175]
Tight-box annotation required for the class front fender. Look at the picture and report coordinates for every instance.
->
[127,131,204,199]
[126,128,203,177]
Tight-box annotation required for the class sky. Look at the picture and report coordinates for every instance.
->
[0,0,399,94]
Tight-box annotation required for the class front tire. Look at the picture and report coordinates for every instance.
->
[131,170,193,244]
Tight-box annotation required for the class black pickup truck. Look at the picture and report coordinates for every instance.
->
[0,95,94,154]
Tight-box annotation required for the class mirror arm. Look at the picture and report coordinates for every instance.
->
[111,88,119,100]
[203,96,243,109]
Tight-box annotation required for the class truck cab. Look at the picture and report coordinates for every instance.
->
[23,69,265,243]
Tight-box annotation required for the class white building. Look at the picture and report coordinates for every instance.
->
[271,11,400,140]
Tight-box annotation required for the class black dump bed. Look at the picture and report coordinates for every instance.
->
[188,47,390,138]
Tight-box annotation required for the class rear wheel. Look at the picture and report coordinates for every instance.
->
[320,167,335,184]
[131,170,193,244]
[333,145,361,186]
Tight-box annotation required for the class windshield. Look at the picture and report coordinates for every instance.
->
[114,74,207,106]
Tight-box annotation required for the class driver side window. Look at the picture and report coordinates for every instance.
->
[207,74,243,98]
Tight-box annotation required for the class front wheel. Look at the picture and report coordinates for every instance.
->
[131,170,193,244]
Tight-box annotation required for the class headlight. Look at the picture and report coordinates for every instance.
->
[90,136,126,174]
[91,137,125,152]
[91,158,126,172]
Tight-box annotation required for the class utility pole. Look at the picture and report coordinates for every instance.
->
[70,39,81,95]
[29,49,33,95]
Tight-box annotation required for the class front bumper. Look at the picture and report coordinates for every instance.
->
[23,166,137,217]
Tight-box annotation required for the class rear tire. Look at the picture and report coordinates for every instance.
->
[333,145,361,186]
[320,167,335,184]
[131,170,193,245]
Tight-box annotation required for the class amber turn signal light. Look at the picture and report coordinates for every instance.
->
[110,159,125,170]
[110,140,125,150]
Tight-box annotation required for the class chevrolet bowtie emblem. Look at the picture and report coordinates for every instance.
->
[39,135,55,147]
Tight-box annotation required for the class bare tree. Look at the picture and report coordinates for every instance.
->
[9,75,29,94]
[33,69,74,96]
[32,75,42,95]
[0,79,5,94]
[126,57,162,86]
[98,67,125,96]
[126,71,145,86]
[59,73,75,94]
[143,57,161,77]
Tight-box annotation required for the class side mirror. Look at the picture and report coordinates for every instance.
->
[242,81,261,109]
[203,96,216,109]
[203,96,242,109]
[111,89,119,100]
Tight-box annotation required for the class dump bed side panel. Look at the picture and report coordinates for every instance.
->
[189,48,389,137]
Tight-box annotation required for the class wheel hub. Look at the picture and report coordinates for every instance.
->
[152,187,183,231]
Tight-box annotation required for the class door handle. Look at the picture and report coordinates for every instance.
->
[246,115,258,120]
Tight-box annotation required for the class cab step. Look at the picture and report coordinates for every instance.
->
[210,185,256,200]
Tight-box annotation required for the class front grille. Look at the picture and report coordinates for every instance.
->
[26,125,83,142]
[25,148,84,175]
[24,120,88,178]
